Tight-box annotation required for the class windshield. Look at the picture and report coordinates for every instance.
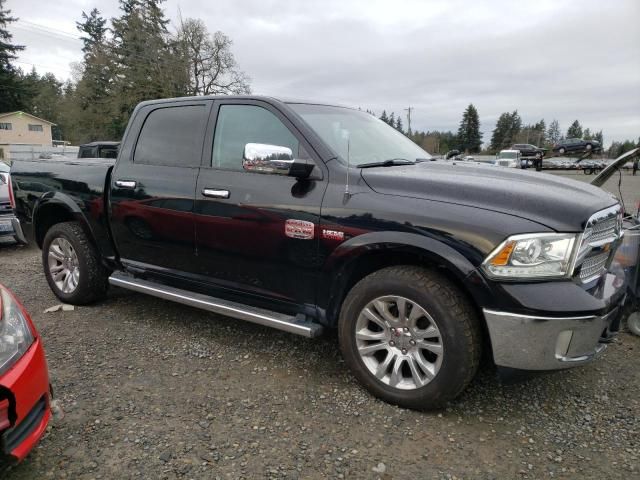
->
[498,151,518,159]
[289,104,431,166]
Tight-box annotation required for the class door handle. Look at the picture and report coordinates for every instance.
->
[202,188,230,199]
[115,180,137,189]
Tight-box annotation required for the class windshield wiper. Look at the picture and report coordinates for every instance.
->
[358,158,416,168]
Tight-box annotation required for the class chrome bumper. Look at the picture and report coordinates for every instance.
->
[0,215,27,244]
[483,308,618,370]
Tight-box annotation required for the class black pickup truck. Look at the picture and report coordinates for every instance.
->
[10,96,626,409]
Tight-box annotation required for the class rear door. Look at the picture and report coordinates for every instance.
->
[109,100,212,274]
[193,100,327,308]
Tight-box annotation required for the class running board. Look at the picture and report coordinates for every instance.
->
[108,272,324,338]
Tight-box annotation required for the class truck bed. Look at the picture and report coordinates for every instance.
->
[10,157,116,257]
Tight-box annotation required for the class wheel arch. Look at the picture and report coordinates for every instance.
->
[33,192,98,250]
[319,232,486,329]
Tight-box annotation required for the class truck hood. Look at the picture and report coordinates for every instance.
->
[361,161,618,232]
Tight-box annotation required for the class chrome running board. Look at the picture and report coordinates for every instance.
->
[109,272,324,338]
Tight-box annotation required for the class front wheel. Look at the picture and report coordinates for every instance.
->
[338,266,482,410]
[42,221,109,305]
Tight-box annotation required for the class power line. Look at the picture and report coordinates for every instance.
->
[14,20,81,42]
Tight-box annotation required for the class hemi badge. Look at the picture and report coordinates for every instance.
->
[322,229,345,241]
[285,219,315,240]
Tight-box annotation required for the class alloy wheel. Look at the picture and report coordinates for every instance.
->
[47,237,80,294]
[355,295,443,390]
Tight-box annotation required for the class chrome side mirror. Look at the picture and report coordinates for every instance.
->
[242,143,314,178]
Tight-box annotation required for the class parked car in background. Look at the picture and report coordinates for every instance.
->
[553,138,601,155]
[510,143,546,158]
[0,163,25,244]
[494,149,520,168]
[0,283,51,466]
[77,141,120,159]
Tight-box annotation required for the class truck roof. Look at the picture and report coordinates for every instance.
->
[135,95,354,110]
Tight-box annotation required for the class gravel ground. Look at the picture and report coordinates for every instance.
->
[1,168,640,480]
[0,241,637,480]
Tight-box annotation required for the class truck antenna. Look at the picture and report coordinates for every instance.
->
[344,135,351,202]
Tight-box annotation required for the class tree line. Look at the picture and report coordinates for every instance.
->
[374,105,637,158]
[0,0,250,144]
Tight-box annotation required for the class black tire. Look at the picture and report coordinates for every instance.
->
[338,266,482,410]
[42,221,109,305]
[585,143,593,151]
[559,147,566,155]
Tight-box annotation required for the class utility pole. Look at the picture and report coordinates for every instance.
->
[405,107,413,135]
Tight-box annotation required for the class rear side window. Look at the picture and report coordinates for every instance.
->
[212,105,302,171]
[135,105,207,167]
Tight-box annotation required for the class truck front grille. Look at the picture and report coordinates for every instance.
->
[0,202,11,214]
[574,205,622,284]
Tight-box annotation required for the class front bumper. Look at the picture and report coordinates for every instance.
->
[0,215,26,244]
[484,306,620,370]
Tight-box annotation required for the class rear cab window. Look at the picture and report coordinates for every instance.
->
[135,105,209,167]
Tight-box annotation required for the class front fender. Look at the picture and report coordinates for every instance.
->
[318,231,485,326]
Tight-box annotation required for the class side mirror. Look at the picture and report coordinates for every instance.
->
[242,143,314,179]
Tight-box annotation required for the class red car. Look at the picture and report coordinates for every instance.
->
[0,284,51,465]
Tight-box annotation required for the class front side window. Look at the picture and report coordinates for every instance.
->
[135,105,207,167]
[0,123,11,130]
[212,105,302,171]
[28,124,43,132]
[289,104,431,166]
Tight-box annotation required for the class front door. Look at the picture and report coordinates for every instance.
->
[193,101,327,308]
[110,101,211,274]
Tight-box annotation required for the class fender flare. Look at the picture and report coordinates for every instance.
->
[33,191,98,249]
[319,231,484,326]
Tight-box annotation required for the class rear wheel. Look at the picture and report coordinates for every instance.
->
[559,147,566,155]
[585,143,593,151]
[42,221,109,304]
[338,266,482,410]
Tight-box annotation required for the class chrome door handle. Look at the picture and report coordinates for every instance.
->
[202,188,230,199]
[115,180,137,189]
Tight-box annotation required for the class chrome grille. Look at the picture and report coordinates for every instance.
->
[578,251,610,282]
[574,205,622,284]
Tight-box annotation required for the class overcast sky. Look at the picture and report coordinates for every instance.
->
[7,0,640,145]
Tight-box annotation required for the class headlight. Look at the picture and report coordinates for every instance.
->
[482,233,577,279]
[0,286,35,375]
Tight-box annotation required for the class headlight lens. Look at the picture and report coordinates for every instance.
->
[0,287,35,375]
[482,233,577,279]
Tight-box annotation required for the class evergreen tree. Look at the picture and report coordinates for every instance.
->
[594,130,603,145]
[395,116,403,133]
[490,110,521,151]
[379,110,388,124]
[388,112,395,127]
[566,120,582,139]
[547,119,561,146]
[456,104,482,153]
[583,128,592,140]
[0,0,29,112]
[72,8,118,141]
[110,0,188,135]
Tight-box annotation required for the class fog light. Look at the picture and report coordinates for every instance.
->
[555,330,573,357]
